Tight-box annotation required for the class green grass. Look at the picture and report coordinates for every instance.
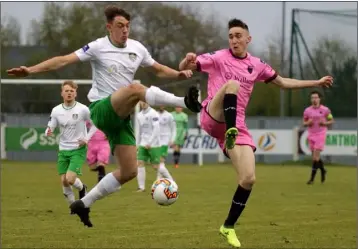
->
[1,161,356,248]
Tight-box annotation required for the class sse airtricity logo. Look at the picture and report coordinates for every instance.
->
[258,132,276,151]
[20,128,38,150]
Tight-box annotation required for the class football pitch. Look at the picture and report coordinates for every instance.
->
[1,161,356,248]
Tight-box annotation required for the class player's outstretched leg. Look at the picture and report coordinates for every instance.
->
[219,145,255,248]
[119,83,201,114]
[204,80,240,150]
[223,82,240,150]
[70,144,137,227]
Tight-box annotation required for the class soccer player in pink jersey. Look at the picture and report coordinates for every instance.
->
[179,19,333,248]
[303,91,334,185]
[86,121,111,183]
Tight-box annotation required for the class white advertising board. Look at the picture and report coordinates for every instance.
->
[168,128,294,155]
[299,130,357,156]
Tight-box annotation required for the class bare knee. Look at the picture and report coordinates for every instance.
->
[127,83,146,99]
[114,165,137,185]
[65,174,76,185]
[61,175,70,187]
[225,80,240,94]
[239,174,256,189]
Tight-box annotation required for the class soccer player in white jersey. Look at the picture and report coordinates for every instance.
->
[45,81,97,213]
[136,102,173,192]
[158,106,177,169]
[7,5,201,227]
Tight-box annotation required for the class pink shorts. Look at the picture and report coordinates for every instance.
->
[86,141,110,165]
[308,134,326,151]
[200,103,256,157]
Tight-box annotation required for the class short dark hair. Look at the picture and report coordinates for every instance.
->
[228,19,249,31]
[104,5,131,22]
[310,90,322,98]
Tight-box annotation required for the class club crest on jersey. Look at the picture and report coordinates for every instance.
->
[129,53,137,62]
[247,66,253,74]
[72,114,78,120]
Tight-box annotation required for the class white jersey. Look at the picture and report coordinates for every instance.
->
[158,111,176,146]
[136,107,160,148]
[46,102,96,151]
[74,36,156,102]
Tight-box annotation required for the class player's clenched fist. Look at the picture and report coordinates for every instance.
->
[185,53,197,63]
[318,76,333,88]
[178,70,193,79]
[7,66,30,77]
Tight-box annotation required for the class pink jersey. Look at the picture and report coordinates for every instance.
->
[86,121,107,143]
[197,49,277,128]
[303,105,331,136]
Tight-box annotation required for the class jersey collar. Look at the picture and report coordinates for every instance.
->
[62,101,77,110]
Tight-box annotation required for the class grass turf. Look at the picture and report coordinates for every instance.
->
[1,161,356,248]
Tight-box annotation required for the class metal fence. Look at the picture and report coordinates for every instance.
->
[3,113,357,166]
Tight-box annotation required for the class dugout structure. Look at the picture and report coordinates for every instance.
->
[287,8,357,116]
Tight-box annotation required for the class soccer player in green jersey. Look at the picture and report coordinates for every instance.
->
[171,107,189,168]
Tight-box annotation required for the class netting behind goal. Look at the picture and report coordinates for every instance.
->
[287,8,357,117]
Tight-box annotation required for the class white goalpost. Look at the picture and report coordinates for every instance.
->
[1,79,223,165]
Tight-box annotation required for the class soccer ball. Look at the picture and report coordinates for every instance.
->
[151,178,179,206]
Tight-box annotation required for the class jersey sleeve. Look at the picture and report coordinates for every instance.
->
[196,52,218,74]
[256,59,278,83]
[45,109,58,135]
[74,39,100,62]
[47,109,58,130]
[140,47,156,67]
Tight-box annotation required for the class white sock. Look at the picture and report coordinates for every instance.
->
[156,167,163,180]
[63,186,75,205]
[72,178,83,191]
[145,86,186,108]
[137,167,146,190]
[158,162,173,180]
[81,173,121,208]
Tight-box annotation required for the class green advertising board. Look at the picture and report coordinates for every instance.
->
[6,127,60,151]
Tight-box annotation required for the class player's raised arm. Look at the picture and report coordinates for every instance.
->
[150,62,193,79]
[139,45,193,79]
[7,53,80,77]
[270,75,333,89]
[7,39,100,77]
[179,53,199,71]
